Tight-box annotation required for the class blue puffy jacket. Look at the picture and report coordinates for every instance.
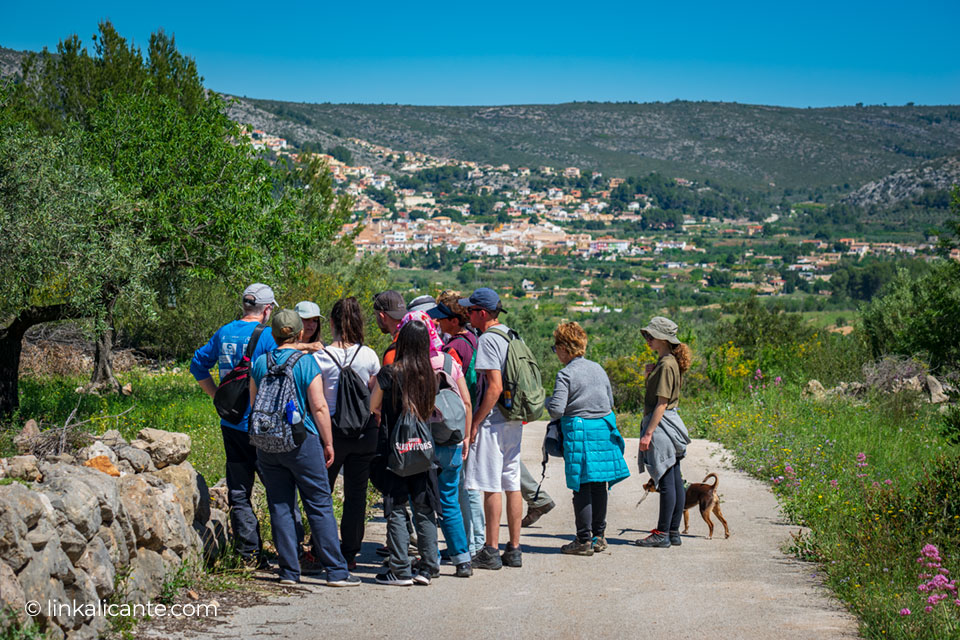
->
[561,412,630,491]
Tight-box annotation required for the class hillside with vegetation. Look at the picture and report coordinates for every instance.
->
[233,96,960,191]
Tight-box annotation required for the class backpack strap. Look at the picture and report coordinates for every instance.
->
[486,326,515,344]
[244,324,267,360]
[441,352,454,377]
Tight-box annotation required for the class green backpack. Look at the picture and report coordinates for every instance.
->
[486,326,546,422]
[444,334,479,406]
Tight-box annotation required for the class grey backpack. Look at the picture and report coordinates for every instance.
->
[249,351,308,453]
[429,353,466,447]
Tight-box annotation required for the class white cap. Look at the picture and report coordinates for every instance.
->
[294,300,324,320]
[242,283,276,305]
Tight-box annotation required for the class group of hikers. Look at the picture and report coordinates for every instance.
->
[190,283,693,586]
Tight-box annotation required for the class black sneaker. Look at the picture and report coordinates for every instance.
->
[634,530,671,548]
[375,570,413,586]
[327,574,361,587]
[412,571,432,586]
[669,530,682,546]
[455,562,473,578]
[501,544,522,568]
[471,546,503,570]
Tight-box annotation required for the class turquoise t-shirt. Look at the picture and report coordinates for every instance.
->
[251,348,322,436]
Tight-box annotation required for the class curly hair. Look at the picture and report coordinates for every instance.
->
[436,290,470,327]
[553,321,588,358]
[671,342,692,374]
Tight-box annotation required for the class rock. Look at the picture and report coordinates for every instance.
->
[0,498,31,571]
[59,524,87,564]
[98,429,127,449]
[15,419,41,454]
[208,478,229,513]
[119,474,198,555]
[125,548,166,604]
[116,459,135,475]
[83,456,121,477]
[0,482,46,528]
[47,453,77,465]
[116,445,153,473]
[150,461,207,525]
[17,550,72,630]
[25,518,58,552]
[896,375,924,393]
[137,428,191,469]
[77,537,114,599]
[162,548,182,573]
[130,438,149,451]
[803,379,826,399]
[6,455,42,482]
[120,383,133,396]
[926,375,949,404]
[40,477,102,540]
[77,441,118,466]
[0,559,26,624]
[63,566,98,626]
[42,463,121,524]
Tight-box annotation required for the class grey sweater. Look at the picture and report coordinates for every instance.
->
[546,357,614,420]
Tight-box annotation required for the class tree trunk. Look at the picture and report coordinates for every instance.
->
[0,305,76,418]
[89,295,122,394]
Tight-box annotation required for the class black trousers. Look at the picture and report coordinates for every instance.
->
[572,481,608,542]
[656,461,685,533]
[221,426,262,558]
[326,429,378,562]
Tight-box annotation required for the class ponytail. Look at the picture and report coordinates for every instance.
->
[672,342,692,374]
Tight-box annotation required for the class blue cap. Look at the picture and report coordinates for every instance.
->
[458,287,505,313]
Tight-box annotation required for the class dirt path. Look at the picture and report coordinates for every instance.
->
[141,422,860,640]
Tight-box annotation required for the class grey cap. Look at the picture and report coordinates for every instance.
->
[373,290,407,320]
[242,283,276,306]
[407,295,437,313]
[294,300,325,320]
[641,316,680,345]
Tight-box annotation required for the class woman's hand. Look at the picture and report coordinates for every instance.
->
[323,442,335,468]
[644,363,655,376]
[639,433,653,451]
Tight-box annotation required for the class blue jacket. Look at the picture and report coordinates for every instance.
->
[561,412,630,491]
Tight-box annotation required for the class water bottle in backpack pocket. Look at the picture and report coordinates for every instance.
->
[249,351,308,453]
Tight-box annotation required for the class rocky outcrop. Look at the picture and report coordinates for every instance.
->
[0,428,227,639]
[804,374,954,405]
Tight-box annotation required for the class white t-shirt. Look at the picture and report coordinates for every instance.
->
[313,345,381,416]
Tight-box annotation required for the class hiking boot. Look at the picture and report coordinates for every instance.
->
[634,530,671,548]
[412,571,432,586]
[471,546,503,570]
[669,530,682,546]
[592,536,608,553]
[455,562,473,578]
[501,544,523,568]
[375,570,413,586]
[521,501,556,527]
[327,574,361,587]
[560,539,594,556]
[279,578,298,586]
[299,550,325,576]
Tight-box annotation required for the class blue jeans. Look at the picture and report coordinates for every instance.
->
[258,434,349,582]
[458,463,485,556]
[435,444,471,565]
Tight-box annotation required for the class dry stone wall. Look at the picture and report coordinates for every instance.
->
[0,428,229,640]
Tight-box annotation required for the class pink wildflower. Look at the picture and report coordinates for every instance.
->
[830,479,838,488]
[774,376,782,385]
[884,479,892,485]
[899,608,911,616]
[924,605,934,613]
[856,452,866,463]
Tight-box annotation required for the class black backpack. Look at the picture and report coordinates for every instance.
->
[387,411,436,477]
[213,324,266,424]
[329,346,372,439]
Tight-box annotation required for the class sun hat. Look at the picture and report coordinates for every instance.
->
[641,316,681,345]
[242,283,276,306]
[426,301,456,320]
[294,300,325,320]
[373,290,407,320]
[271,309,303,341]
[458,287,505,313]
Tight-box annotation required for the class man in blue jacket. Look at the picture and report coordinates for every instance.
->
[191,283,278,566]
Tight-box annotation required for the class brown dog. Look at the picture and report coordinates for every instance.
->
[642,473,731,539]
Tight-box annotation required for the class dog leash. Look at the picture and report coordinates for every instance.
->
[635,488,650,507]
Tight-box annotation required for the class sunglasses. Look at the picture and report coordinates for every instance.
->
[468,307,484,314]
[551,345,558,353]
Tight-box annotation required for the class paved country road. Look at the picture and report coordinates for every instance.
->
[141,422,861,640]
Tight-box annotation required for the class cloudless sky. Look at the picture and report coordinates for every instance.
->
[3,1,959,107]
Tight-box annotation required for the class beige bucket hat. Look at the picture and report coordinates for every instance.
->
[641,316,681,345]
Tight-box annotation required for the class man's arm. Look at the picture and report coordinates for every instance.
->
[199,377,218,399]
[455,375,474,460]
[471,368,502,439]
[190,332,220,398]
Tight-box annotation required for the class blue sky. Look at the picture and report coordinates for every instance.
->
[3,1,959,107]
